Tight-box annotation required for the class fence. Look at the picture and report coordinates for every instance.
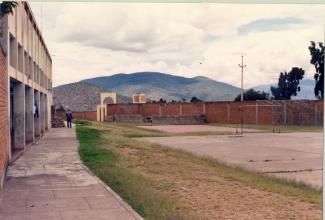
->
[106,100,323,126]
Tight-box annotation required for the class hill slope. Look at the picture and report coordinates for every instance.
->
[53,82,131,111]
[81,72,241,102]
[252,79,317,100]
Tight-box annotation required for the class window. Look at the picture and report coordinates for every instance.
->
[24,51,29,77]
[29,57,33,80]
[18,44,23,73]
[9,34,17,68]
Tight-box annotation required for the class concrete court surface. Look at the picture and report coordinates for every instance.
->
[138,124,260,133]
[0,128,142,220]
[137,132,323,188]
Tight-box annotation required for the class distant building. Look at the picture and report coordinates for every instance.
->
[133,94,146,104]
[0,2,52,189]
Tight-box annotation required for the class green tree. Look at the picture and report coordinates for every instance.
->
[308,41,324,99]
[158,98,166,103]
[0,2,17,52]
[270,67,304,100]
[234,89,269,101]
[190,96,202,103]
[0,1,18,17]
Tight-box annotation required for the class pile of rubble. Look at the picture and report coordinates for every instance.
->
[51,105,65,128]
[51,115,65,128]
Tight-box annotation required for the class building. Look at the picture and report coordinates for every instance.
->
[0,2,52,189]
[132,93,146,104]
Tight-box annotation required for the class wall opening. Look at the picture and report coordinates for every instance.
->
[29,56,33,80]
[24,51,29,78]
[18,44,23,73]
[9,34,17,68]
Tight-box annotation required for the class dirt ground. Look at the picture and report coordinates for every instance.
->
[138,125,260,133]
[117,142,321,220]
[86,122,322,219]
[137,132,323,188]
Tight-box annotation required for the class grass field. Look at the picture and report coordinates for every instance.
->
[76,121,322,220]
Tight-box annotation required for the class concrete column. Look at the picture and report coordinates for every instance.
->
[100,105,106,122]
[13,82,25,149]
[25,86,34,143]
[47,92,53,129]
[45,94,48,130]
[96,105,100,122]
[34,90,41,138]
[40,93,45,133]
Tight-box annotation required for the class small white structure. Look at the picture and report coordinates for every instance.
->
[132,94,146,104]
[97,92,117,122]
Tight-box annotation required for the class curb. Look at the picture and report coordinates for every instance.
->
[81,163,144,220]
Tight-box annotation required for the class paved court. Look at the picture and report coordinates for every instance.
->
[137,132,323,188]
[0,128,142,220]
[138,124,260,133]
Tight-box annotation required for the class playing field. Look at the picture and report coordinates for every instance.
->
[138,124,260,133]
[137,127,323,188]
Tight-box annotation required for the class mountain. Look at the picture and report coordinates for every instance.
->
[80,72,241,102]
[252,79,317,100]
[53,82,131,111]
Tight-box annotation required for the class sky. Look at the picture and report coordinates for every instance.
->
[30,3,325,88]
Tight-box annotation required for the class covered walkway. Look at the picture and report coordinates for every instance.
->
[0,128,142,220]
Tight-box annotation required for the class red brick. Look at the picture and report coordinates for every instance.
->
[0,49,9,188]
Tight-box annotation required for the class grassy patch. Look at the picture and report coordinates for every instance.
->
[76,123,193,220]
[76,122,322,219]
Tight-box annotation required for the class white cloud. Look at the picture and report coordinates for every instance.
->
[30,3,325,88]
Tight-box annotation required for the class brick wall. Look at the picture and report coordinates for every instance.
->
[54,100,323,126]
[0,49,8,188]
[106,100,323,125]
[57,111,97,121]
[182,103,204,116]
[141,103,159,116]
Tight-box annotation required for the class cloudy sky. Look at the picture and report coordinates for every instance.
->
[30,3,324,88]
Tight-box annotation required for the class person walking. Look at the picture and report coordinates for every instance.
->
[66,109,73,128]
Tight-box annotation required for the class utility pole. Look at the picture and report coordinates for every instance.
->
[238,55,247,102]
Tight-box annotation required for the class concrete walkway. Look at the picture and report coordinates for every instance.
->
[0,128,142,220]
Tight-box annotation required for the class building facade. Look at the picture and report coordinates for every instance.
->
[0,2,52,188]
